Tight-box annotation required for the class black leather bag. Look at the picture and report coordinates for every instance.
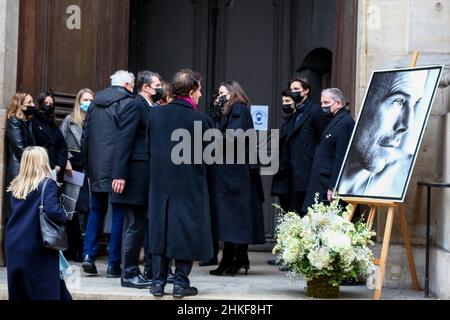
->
[39,178,68,251]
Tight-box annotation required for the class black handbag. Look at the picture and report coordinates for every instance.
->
[39,178,69,251]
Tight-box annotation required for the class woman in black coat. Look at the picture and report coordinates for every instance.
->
[31,92,68,181]
[5,92,36,190]
[5,92,37,220]
[270,89,296,211]
[6,146,71,300]
[210,80,265,276]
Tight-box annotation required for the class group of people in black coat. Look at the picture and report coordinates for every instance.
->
[3,70,354,300]
[271,79,355,216]
[79,69,265,298]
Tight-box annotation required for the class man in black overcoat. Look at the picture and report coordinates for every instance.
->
[111,71,163,288]
[147,69,213,298]
[287,78,329,215]
[303,88,355,212]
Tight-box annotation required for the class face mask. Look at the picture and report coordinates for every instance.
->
[321,106,332,115]
[291,91,303,104]
[23,105,38,116]
[80,101,91,112]
[321,101,337,116]
[151,88,164,102]
[40,104,54,116]
[282,104,295,114]
[219,95,228,106]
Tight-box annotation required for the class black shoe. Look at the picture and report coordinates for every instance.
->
[150,283,165,297]
[81,255,97,274]
[279,265,291,272]
[121,275,152,289]
[106,265,121,278]
[267,259,279,266]
[143,268,152,281]
[209,262,234,276]
[199,257,218,267]
[167,273,175,284]
[173,285,198,298]
[229,262,250,276]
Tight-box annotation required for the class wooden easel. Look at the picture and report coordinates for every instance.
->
[340,51,422,300]
[343,197,420,300]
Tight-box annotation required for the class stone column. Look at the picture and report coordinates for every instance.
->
[0,0,20,266]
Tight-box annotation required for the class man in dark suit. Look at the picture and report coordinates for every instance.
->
[111,71,163,289]
[287,78,329,215]
[302,88,355,212]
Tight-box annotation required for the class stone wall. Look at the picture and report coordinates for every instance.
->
[0,0,20,266]
[356,0,450,298]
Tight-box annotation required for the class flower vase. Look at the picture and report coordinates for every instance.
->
[306,276,340,298]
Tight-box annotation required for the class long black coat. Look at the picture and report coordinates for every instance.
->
[303,109,355,211]
[5,117,35,186]
[213,103,265,245]
[5,179,71,300]
[287,99,329,192]
[271,113,295,196]
[82,86,134,192]
[31,113,68,172]
[147,98,213,261]
[111,94,151,206]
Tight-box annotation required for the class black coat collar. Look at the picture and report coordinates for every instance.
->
[321,108,348,139]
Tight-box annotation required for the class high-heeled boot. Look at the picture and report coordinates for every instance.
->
[209,242,235,276]
[232,244,250,276]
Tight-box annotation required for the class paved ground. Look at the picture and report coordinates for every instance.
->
[0,251,434,300]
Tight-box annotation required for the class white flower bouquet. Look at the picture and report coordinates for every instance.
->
[273,196,376,288]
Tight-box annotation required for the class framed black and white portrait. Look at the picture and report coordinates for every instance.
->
[336,66,444,201]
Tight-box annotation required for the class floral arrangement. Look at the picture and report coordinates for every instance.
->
[273,196,376,288]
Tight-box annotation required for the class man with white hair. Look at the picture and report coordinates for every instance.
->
[81,70,135,276]
[302,88,355,212]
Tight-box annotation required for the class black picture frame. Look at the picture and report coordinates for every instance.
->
[336,66,444,202]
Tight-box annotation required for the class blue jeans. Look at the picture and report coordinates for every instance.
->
[83,192,124,268]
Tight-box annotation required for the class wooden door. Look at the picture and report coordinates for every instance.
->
[17,0,130,115]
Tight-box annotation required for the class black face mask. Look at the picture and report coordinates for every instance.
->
[40,104,54,116]
[321,106,333,116]
[291,91,303,104]
[151,88,164,102]
[218,95,228,106]
[282,104,295,114]
[23,106,38,117]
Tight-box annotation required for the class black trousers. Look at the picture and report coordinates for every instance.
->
[278,194,293,212]
[152,255,192,288]
[121,205,149,278]
[291,191,306,216]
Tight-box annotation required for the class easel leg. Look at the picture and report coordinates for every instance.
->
[366,205,377,230]
[398,206,421,291]
[347,203,357,221]
[374,207,395,300]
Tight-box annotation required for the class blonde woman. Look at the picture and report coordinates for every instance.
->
[59,88,94,261]
[5,147,72,300]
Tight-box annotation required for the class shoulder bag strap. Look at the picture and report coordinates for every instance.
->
[40,178,50,212]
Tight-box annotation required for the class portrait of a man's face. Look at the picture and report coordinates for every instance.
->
[336,66,443,201]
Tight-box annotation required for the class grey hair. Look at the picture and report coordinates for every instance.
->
[321,88,346,104]
[110,70,135,87]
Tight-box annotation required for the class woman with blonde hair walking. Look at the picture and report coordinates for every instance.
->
[5,146,72,300]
